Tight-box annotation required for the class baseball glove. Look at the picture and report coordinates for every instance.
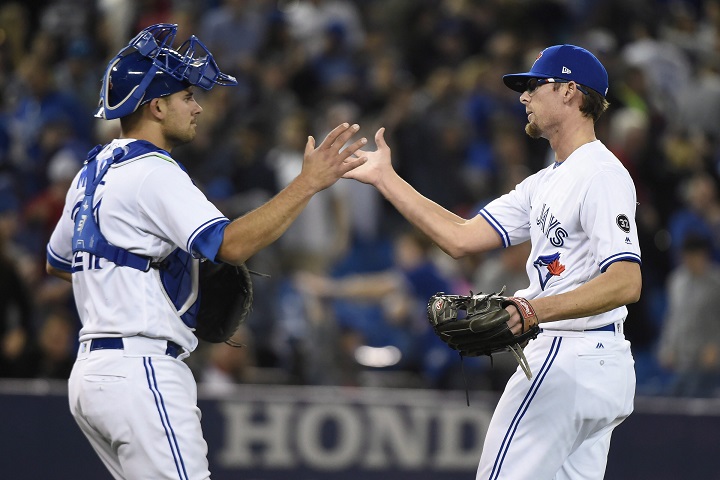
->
[194,261,254,345]
[427,288,540,379]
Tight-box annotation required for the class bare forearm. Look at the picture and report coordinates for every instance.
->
[377,171,499,257]
[46,263,72,282]
[531,261,642,323]
[217,178,315,264]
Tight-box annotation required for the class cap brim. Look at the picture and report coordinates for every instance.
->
[502,72,553,93]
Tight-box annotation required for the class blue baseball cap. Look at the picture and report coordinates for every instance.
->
[503,44,609,97]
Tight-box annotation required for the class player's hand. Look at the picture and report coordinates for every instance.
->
[342,127,392,187]
[504,301,538,336]
[300,123,367,193]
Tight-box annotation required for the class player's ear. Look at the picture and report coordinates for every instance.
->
[565,82,580,102]
[148,98,165,119]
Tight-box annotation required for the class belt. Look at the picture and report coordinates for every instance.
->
[89,337,182,359]
[540,322,622,334]
[586,323,616,332]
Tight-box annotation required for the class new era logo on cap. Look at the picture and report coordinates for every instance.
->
[502,44,609,97]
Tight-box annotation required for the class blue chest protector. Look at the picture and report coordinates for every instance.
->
[71,140,200,328]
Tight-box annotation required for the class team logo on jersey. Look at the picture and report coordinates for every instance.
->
[536,203,568,247]
[533,252,566,290]
[616,214,631,233]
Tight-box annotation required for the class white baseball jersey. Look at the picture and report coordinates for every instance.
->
[473,140,640,480]
[47,138,230,479]
[479,140,641,330]
[47,138,229,352]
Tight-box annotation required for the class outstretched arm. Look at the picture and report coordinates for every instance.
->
[344,128,503,258]
[218,123,367,264]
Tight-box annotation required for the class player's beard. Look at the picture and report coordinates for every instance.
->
[165,124,197,148]
[525,121,542,139]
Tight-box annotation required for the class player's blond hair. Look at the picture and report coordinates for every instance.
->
[552,83,609,122]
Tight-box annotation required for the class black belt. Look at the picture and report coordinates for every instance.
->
[89,337,182,358]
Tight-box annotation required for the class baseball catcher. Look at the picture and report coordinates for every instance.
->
[427,288,540,379]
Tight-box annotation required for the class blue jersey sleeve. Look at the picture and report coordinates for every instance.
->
[190,219,230,262]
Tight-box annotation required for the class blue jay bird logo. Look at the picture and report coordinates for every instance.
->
[533,252,566,290]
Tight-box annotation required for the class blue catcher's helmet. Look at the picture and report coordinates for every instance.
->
[95,23,238,120]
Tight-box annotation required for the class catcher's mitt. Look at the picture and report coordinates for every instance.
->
[427,288,540,379]
[194,261,254,345]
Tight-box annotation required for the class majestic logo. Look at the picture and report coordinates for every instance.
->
[616,214,631,233]
[562,66,572,74]
[533,252,566,290]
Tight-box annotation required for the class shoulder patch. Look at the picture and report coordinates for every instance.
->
[616,214,631,233]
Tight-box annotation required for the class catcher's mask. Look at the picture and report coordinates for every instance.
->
[95,23,238,120]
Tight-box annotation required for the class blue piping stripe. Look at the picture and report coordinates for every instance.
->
[479,209,511,248]
[186,216,228,253]
[144,357,189,480]
[46,245,73,270]
[489,337,562,480]
[599,253,642,272]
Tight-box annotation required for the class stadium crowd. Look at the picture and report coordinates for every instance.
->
[1,0,720,397]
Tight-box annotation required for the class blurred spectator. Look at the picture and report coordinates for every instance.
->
[285,0,365,58]
[673,58,720,141]
[198,327,257,395]
[96,0,137,55]
[53,37,100,118]
[621,19,692,119]
[472,242,531,296]
[5,54,90,198]
[295,228,471,387]
[667,171,720,265]
[392,67,471,212]
[316,100,386,259]
[198,0,267,75]
[23,145,83,249]
[0,187,35,378]
[267,111,351,273]
[0,3,31,72]
[309,21,361,98]
[22,307,76,379]
[657,234,720,397]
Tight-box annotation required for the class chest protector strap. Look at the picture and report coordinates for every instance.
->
[71,144,154,271]
[71,141,202,328]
